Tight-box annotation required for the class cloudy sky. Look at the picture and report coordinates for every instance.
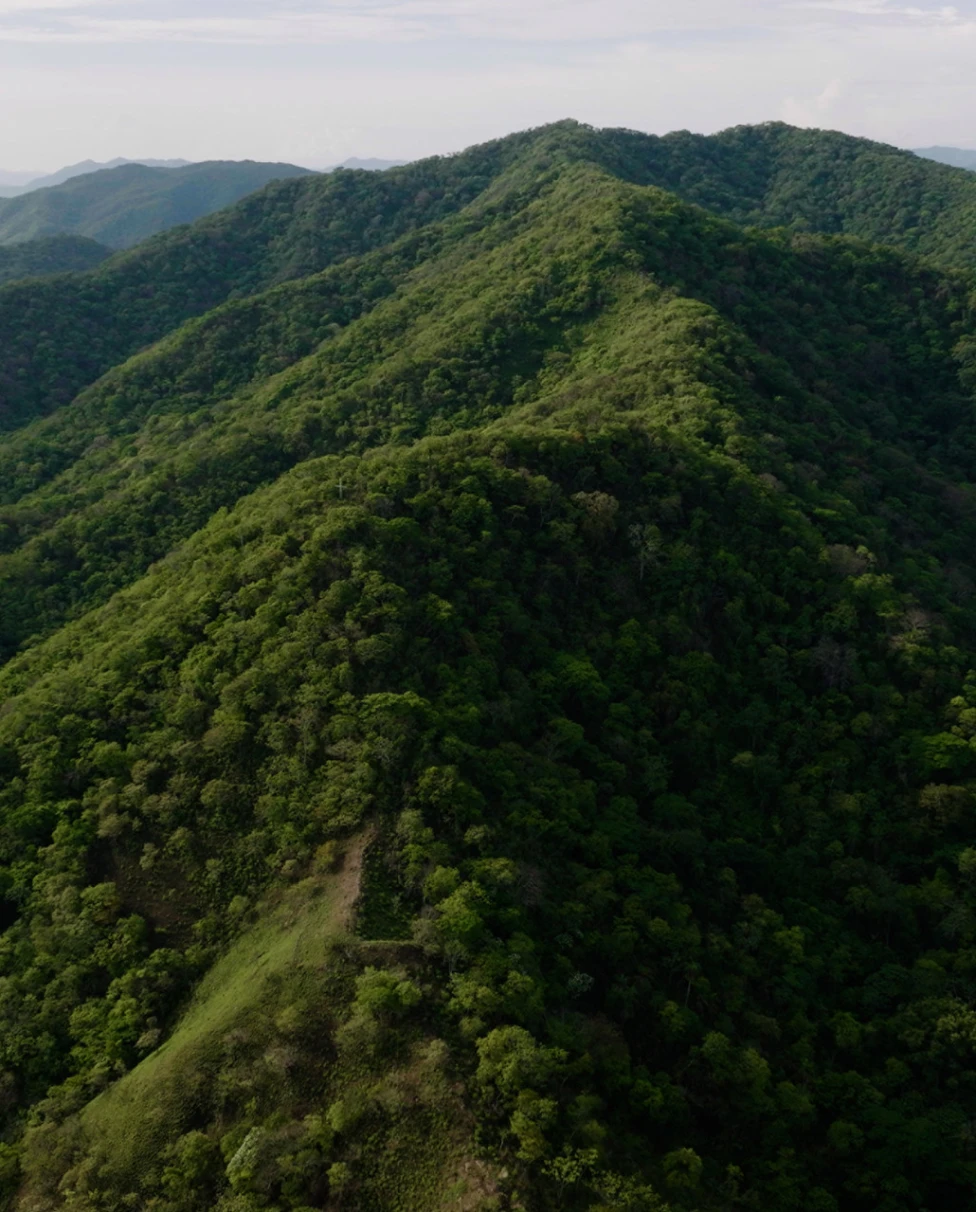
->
[0,0,973,170]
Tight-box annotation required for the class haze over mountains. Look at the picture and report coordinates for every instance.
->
[5,119,976,1211]
[0,158,193,199]
[0,155,408,285]
[914,145,976,170]
[0,155,406,200]
[0,169,43,190]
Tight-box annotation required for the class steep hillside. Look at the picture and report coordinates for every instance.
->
[3,131,976,1212]
[0,160,310,249]
[0,236,111,285]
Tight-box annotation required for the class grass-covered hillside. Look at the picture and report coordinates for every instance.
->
[4,121,976,1212]
[0,160,311,250]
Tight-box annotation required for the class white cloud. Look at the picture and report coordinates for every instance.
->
[783,77,845,126]
[2,0,973,44]
[3,0,976,167]
[793,0,959,18]
[3,13,433,43]
[0,0,135,12]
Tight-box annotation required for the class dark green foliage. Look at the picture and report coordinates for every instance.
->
[0,160,311,249]
[0,236,111,285]
[6,121,976,1212]
[357,842,415,941]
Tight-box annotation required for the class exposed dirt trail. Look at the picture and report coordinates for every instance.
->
[332,825,375,933]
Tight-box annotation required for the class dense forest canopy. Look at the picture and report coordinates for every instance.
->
[0,236,112,286]
[3,120,976,1212]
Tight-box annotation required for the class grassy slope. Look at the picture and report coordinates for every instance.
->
[21,833,483,1211]
[77,860,361,1178]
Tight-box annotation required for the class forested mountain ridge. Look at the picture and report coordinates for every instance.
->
[1,164,975,667]
[585,121,976,268]
[6,119,976,436]
[0,126,559,433]
[4,122,976,1212]
[0,160,311,249]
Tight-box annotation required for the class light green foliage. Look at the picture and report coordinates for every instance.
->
[352,968,422,1019]
[476,1028,566,1099]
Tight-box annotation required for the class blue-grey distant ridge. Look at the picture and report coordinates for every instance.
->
[913,145,976,170]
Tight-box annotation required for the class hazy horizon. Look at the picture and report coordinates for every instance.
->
[3,128,976,182]
[0,154,406,180]
[2,1,976,171]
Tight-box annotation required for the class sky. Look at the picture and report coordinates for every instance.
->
[0,0,974,170]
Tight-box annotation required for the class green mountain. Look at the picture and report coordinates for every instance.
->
[4,121,976,1212]
[0,160,311,250]
[21,158,193,190]
[0,235,112,285]
[9,120,976,438]
[0,159,193,199]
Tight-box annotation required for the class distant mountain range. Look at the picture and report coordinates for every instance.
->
[0,160,312,249]
[913,145,976,170]
[0,155,406,199]
[0,157,192,198]
[0,155,407,274]
[0,169,42,189]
